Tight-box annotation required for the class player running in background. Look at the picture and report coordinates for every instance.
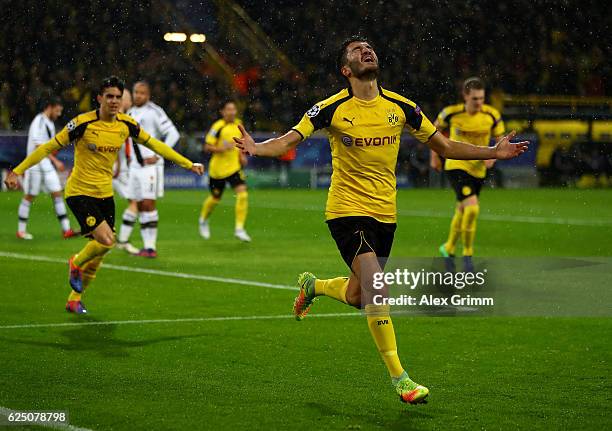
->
[16,96,77,240]
[5,76,204,314]
[234,37,527,405]
[116,81,181,258]
[430,77,505,272]
[199,101,251,242]
[114,88,140,255]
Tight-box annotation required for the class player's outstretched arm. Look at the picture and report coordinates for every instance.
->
[4,139,64,189]
[428,130,528,160]
[233,124,301,157]
[141,136,204,175]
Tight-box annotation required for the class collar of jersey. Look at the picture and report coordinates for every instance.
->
[349,86,382,106]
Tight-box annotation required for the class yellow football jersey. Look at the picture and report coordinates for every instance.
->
[293,87,437,223]
[13,110,193,198]
[436,103,505,178]
[205,119,243,179]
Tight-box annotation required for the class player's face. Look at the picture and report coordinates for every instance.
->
[221,103,237,122]
[343,41,379,80]
[120,89,133,113]
[464,89,485,113]
[49,104,63,121]
[133,83,150,107]
[97,87,123,116]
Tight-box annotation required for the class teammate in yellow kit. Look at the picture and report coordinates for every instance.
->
[5,76,204,314]
[199,101,251,242]
[430,77,505,272]
[233,36,527,405]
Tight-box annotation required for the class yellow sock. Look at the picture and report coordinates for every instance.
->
[365,304,405,378]
[444,208,463,255]
[67,256,104,302]
[235,191,248,230]
[73,240,113,267]
[67,291,81,302]
[314,277,349,303]
[461,204,480,256]
[200,195,219,220]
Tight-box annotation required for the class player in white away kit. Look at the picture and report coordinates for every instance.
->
[16,97,77,239]
[114,88,140,255]
[118,81,180,258]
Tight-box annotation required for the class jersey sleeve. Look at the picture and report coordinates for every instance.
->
[435,108,450,130]
[291,102,329,141]
[491,110,505,137]
[291,113,315,141]
[13,139,63,174]
[140,136,193,170]
[52,114,91,147]
[404,106,437,143]
[205,121,224,146]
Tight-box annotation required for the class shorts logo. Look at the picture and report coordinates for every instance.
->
[462,186,472,196]
[306,105,320,118]
[341,135,353,147]
[86,216,96,227]
[87,143,97,152]
[66,120,77,131]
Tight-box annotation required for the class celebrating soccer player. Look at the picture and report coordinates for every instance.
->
[431,77,505,272]
[4,76,204,314]
[16,96,77,240]
[199,101,251,242]
[233,37,527,405]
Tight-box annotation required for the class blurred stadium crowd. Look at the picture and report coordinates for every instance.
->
[1,0,609,132]
[243,0,609,119]
[0,0,610,187]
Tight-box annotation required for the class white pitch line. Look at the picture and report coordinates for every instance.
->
[0,251,296,291]
[0,312,360,330]
[0,406,94,431]
[227,201,612,227]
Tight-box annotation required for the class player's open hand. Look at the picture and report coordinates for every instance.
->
[4,171,20,190]
[233,124,257,156]
[494,130,529,160]
[191,163,204,176]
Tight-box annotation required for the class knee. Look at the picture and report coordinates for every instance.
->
[97,235,116,248]
[138,200,155,212]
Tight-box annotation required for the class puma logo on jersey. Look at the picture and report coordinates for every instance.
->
[343,116,355,126]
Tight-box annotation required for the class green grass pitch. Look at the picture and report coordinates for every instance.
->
[0,188,610,430]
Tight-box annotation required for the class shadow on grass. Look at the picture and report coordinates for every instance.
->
[0,315,211,357]
[305,401,433,430]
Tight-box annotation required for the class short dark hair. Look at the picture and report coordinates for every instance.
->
[42,96,62,109]
[337,35,371,72]
[221,100,236,110]
[463,77,485,93]
[134,80,150,90]
[99,75,125,95]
